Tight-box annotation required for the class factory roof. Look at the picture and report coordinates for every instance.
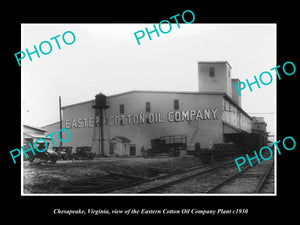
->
[61,90,226,109]
[23,124,47,132]
[61,90,225,109]
[198,61,232,69]
[109,90,225,98]
[24,132,52,140]
[109,136,132,143]
[61,90,252,119]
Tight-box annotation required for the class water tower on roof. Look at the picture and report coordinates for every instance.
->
[92,93,109,156]
[92,93,109,109]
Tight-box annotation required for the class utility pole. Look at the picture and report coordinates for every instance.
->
[59,96,62,148]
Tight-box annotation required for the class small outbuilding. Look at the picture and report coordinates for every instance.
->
[108,136,132,156]
[23,124,51,150]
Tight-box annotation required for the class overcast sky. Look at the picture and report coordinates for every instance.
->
[21,23,276,136]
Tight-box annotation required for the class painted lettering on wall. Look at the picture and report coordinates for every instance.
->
[66,108,219,129]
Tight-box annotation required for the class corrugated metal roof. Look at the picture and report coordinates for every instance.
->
[61,90,225,109]
[57,90,252,123]
[198,61,232,68]
[23,124,47,132]
[23,132,51,140]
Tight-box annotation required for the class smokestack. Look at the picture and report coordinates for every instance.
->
[59,96,63,148]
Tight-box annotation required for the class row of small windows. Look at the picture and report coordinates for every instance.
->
[223,100,238,113]
[223,99,251,124]
[119,100,179,114]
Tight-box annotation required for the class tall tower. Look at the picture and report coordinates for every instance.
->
[231,78,242,107]
[92,93,109,156]
[198,61,232,98]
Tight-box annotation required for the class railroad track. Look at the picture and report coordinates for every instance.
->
[118,160,237,194]
[60,173,144,193]
[72,158,233,193]
[255,161,274,193]
[59,157,274,194]
[59,164,204,193]
[207,160,274,193]
[99,160,233,193]
[133,159,274,194]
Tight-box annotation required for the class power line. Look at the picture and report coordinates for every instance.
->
[248,112,275,115]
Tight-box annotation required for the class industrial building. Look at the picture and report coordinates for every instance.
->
[42,61,268,156]
[23,124,52,152]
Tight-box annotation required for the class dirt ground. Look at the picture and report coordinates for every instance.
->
[23,155,205,193]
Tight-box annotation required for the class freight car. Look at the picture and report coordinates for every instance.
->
[188,142,241,161]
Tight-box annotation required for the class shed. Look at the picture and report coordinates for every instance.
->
[108,136,132,156]
[23,124,52,150]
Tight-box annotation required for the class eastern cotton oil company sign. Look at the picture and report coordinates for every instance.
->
[65,108,219,129]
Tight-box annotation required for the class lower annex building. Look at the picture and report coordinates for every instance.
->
[42,61,268,156]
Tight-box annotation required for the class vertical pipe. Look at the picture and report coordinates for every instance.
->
[99,108,104,155]
[59,96,62,148]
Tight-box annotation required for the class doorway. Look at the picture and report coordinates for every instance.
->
[109,142,117,155]
[130,145,136,156]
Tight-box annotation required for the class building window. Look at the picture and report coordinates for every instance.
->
[174,99,179,110]
[146,102,151,112]
[120,104,124,114]
[228,69,231,77]
[209,67,215,77]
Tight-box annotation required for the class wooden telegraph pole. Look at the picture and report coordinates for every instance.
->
[59,96,62,148]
